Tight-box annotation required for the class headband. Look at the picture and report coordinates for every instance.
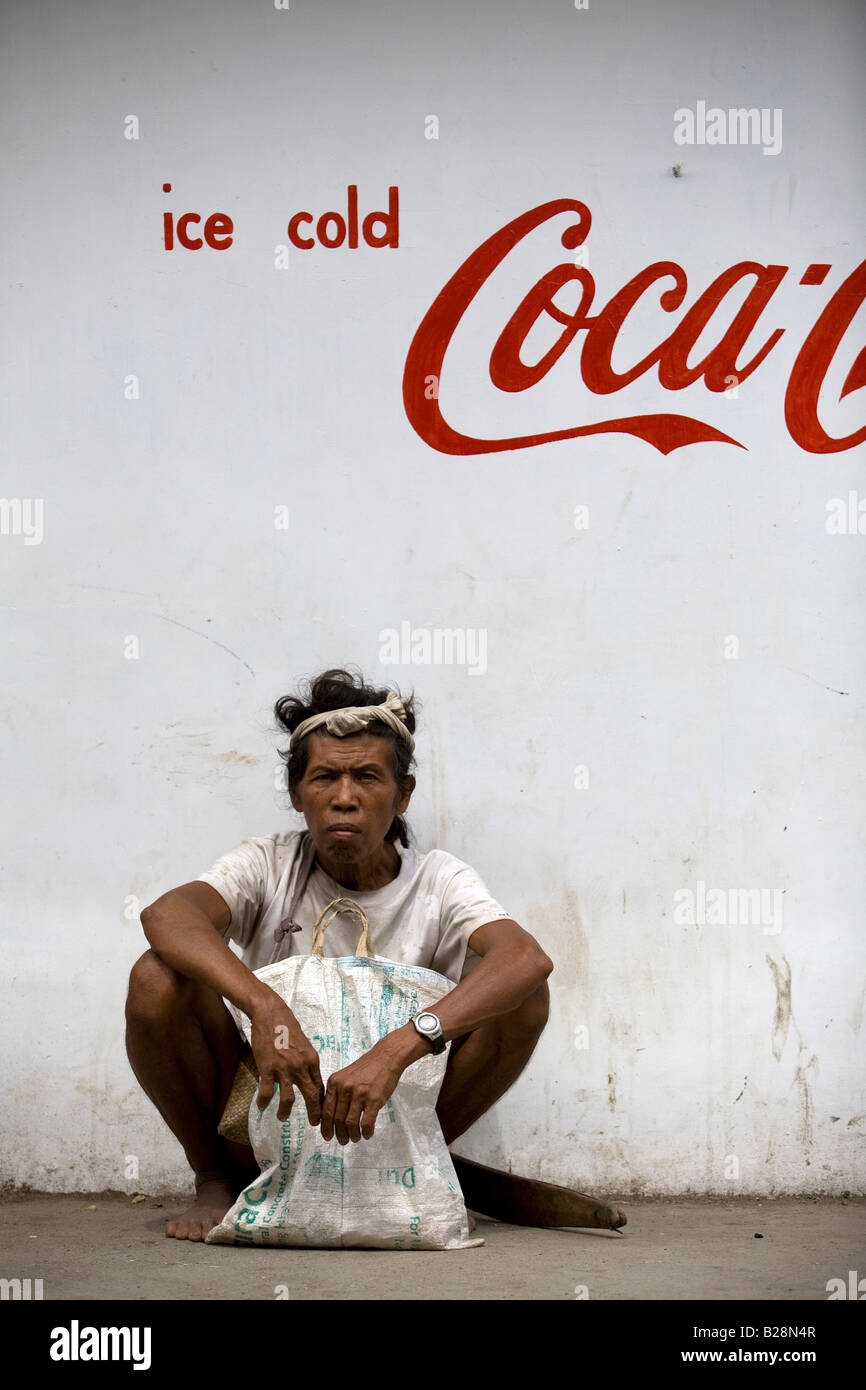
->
[289,689,415,754]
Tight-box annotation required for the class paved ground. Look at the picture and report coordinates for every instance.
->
[1,1191,863,1300]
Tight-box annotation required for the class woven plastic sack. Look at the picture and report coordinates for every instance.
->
[206,900,483,1250]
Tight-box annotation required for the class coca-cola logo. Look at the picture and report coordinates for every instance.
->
[403,198,865,456]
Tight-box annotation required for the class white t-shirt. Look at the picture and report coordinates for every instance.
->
[196,829,512,982]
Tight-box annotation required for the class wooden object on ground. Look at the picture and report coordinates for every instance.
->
[451,1153,627,1231]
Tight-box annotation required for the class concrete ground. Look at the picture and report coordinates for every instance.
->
[1,1191,863,1300]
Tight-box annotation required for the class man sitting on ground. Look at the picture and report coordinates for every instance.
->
[126,667,621,1240]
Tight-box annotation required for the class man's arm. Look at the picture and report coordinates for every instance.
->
[140,884,325,1125]
[142,882,264,1015]
[320,919,552,1142]
[383,918,553,1064]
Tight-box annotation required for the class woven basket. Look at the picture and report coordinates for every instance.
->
[217,1043,259,1145]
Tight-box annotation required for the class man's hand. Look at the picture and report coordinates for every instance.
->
[249,994,324,1125]
[320,1039,407,1144]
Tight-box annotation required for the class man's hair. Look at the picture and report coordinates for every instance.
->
[274,666,418,847]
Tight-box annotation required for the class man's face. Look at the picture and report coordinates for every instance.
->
[289,731,413,868]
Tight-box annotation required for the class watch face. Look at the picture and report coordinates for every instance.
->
[416,1013,437,1033]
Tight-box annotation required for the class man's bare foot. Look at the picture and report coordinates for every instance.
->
[165,1173,235,1241]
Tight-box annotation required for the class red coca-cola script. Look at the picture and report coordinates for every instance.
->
[403,198,865,455]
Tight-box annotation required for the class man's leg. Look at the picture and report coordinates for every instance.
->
[125,950,258,1241]
[436,980,550,1145]
[436,980,627,1229]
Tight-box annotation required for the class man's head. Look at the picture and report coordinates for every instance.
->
[275,668,417,856]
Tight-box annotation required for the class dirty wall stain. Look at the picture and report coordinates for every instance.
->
[765,952,819,1148]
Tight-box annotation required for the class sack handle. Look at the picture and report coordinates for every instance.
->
[310,897,374,959]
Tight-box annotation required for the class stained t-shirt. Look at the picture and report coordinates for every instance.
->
[196,829,511,982]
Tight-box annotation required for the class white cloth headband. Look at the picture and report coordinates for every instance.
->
[289,689,415,753]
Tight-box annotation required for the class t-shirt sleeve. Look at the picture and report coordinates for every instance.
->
[196,837,271,949]
[433,860,511,976]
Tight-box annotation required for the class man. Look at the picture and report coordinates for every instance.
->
[126,668,621,1241]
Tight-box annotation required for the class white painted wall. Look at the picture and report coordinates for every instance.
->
[2,0,864,1197]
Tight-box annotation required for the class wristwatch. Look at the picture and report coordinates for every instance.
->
[411,1011,446,1054]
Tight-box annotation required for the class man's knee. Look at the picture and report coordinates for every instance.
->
[510,979,550,1037]
[125,949,185,1025]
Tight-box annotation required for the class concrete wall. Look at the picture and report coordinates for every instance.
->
[2,0,864,1196]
